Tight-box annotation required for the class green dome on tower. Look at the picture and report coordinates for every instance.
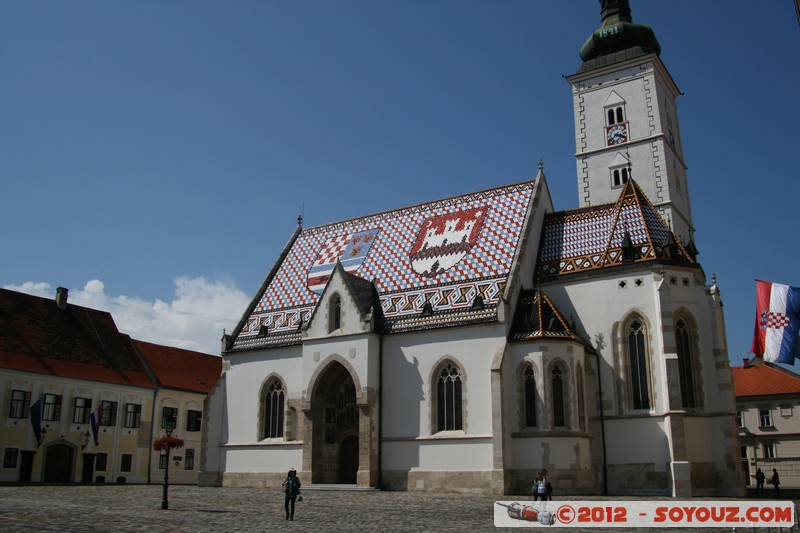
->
[579,0,660,64]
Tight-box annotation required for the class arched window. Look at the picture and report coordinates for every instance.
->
[524,363,536,427]
[611,167,629,188]
[675,318,696,408]
[576,366,586,431]
[552,365,565,427]
[628,319,651,410]
[436,362,463,432]
[263,378,285,439]
[329,294,342,332]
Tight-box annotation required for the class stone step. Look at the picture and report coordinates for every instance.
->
[302,484,380,492]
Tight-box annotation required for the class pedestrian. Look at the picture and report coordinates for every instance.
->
[282,468,302,520]
[532,470,549,501]
[755,468,765,494]
[771,469,780,497]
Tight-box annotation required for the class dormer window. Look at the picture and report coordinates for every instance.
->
[329,294,342,333]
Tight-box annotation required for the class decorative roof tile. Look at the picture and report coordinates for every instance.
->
[231,181,536,350]
[537,179,695,278]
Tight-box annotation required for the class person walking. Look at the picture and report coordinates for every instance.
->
[532,470,549,501]
[755,468,765,494]
[282,468,302,520]
[771,469,781,497]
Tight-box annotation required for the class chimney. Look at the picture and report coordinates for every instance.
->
[55,287,69,309]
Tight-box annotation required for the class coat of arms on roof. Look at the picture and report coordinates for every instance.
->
[307,228,379,293]
[409,207,486,278]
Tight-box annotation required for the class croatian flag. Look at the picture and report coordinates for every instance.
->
[751,280,800,363]
[90,405,101,446]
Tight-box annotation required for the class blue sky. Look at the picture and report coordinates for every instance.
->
[1,1,798,359]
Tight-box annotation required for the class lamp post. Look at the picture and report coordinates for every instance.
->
[161,415,176,510]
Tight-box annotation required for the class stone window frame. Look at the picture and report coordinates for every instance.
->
[429,357,467,435]
[259,374,286,440]
[673,309,703,411]
[614,311,656,414]
[548,359,569,429]
[518,360,538,430]
[328,293,342,333]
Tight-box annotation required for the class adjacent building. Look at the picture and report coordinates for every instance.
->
[202,0,742,497]
[734,360,800,490]
[0,288,221,484]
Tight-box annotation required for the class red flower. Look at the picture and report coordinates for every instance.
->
[153,435,185,451]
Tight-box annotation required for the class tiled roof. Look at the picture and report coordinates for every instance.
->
[0,289,154,388]
[509,289,587,344]
[231,181,536,350]
[733,362,800,397]
[537,179,695,278]
[133,340,221,394]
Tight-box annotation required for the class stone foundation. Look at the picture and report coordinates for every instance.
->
[381,470,495,493]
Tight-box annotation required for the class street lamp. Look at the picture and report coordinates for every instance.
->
[161,415,176,510]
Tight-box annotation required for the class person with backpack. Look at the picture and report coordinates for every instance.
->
[282,468,302,520]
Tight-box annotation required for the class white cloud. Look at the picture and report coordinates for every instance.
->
[3,277,250,355]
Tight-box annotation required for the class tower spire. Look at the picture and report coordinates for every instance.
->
[579,0,660,64]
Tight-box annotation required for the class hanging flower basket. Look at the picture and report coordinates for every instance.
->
[153,435,185,451]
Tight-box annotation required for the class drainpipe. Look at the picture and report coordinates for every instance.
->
[147,386,159,484]
[377,333,383,490]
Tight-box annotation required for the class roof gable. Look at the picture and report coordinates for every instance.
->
[232,181,537,350]
[537,179,695,278]
[509,289,587,344]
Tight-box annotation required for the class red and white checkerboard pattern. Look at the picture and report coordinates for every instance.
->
[765,311,791,329]
[238,182,534,339]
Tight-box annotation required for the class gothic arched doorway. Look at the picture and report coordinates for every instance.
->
[44,444,73,483]
[312,361,359,484]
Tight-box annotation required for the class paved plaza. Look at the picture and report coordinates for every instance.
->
[0,484,795,533]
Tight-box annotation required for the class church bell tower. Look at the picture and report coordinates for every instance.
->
[566,0,694,246]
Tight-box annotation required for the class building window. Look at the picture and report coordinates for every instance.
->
[99,400,117,426]
[95,453,108,472]
[675,318,696,409]
[185,449,195,470]
[3,448,19,469]
[42,394,62,422]
[9,390,30,419]
[123,403,142,429]
[736,410,744,428]
[73,397,91,424]
[759,409,772,428]
[523,364,536,427]
[186,410,202,432]
[120,454,132,473]
[263,379,285,439]
[552,365,565,427]
[577,367,586,431]
[159,454,168,470]
[329,294,342,332]
[763,443,776,459]
[436,362,463,432]
[161,406,178,428]
[607,106,625,125]
[627,319,651,410]
[611,167,629,188]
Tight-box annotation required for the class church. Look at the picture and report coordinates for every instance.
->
[200,0,743,497]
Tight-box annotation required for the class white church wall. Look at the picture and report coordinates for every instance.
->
[603,417,669,466]
[382,323,505,439]
[223,345,301,445]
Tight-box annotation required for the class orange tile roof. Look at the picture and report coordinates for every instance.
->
[134,340,221,393]
[733,363,800,397]
[0,289,154,388]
